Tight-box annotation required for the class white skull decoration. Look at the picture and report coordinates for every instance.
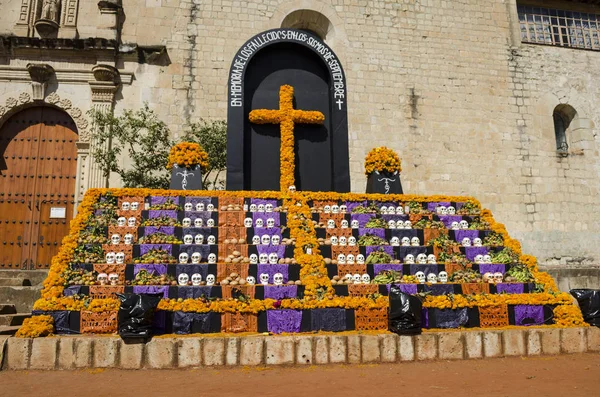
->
[327,219,336,229]
[111,234,121,245]
[323,205,331,214]
[416,253,428,264]
[451,222,460,230]
[447,206,456,215]
[288,185,296,193]
[380,206,388,214]
[117,217,126,227]
[115,252,125,264]
[462,237,472,247]
[390,237,400,246]
[473,238,483,247]
[482,254,492,264]
[460,220,469,230]
[348,236,357,246]
[131,202,139,211]
[353,273,362,284]
[268,253,279,265]
[183,234,193,244]
[401,237,411,246]
[179,252,189,264]
[252,235,260,245]
[249,254,258,264]
[265,203,273,213]
[184,203,193,211]
[121,201,131,211]
[346,254,355,264]
[339,236,347,246]
[127,217,137,227]
[207,203,214,212]
[332,205,340,214]
[404,254,415,264]
[344,274,353,283]
[196,202,205,211]
[273,273,284,285]
[244,217,253,228]
[249,204,257,212]
[411,237,420,246]
[208,253,217,264]
[396,206,404,214]
[257,204,265,212]
[246,276,256,285]
[483,272,494,283]
[403,220,412,229]
[361,273,371,284]
[259,253,268,264]
[206,219,215,227]
[108,273,119,286]
[415,271,426,283]
[191,252,201,264]
[191,273,202,286]
[340,205,347,213]
[206,274,215,286]
[356,254,365,264]
[255,219,264,228]
[124,233,133,245]
[474,254,484,264]
[438,271,448,283]
[439,206,448,215]
[194,218,203,227]
[271,235,280,245]
[388,220,396,229]
[493,272,504,283]
[178,273,189,286]
[207,235,216,245]
[351,220,359,229]
[261,235,271,245]
[266,218,275,228]
[337,253,346,264]
[259,273,270,285]
[427,254,437,264]
[97,273,108,285]
[194,234,204,245]
[427,273,438,284]
[182,217,192,227]
[330,236,339,246]
[341,219,349,229]
[105,252,116,264]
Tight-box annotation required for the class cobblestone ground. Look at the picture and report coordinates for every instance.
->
[1,353,598,396]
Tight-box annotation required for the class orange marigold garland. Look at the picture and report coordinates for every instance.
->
[166,142,209,171]
[364,146,402,175]
[16,315,54,338]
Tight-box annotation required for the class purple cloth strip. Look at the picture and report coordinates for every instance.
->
[496,283,525,294]
[132,286,169,298]
[177,286,215,299]
[438,215,463,228]
[427,202,451,212]
[179,245,211,260]
[382,214,409,222]
[358,228,385,238]
[134,264,167,276]
[409,264,438,276]
[149,196,180,206]
[425,284,455,296]
[351,214,375,227]
[422,308,429,328]
[252,227,282,237]
[139,244,172,255]
[175,264,210,279]
[514,305,545,326]
[251,199,278,207]
[344,201,367,212]
[399,246,428,261]
[435,308,468,329]
[184,197,212,206]
[144,226,175,236]
[256,245,286,257]
[264,285,298,300]
[148,210,178,219]
[479,264,506,275]
[465,246,489,261]
[310,308,347,332]
[256,264,289,282]
[373,264,403,275]
[366,245,394,257]
[454,229,479,242]
[185,212,213,223]
[252,213,280,227]
[63,286,81,296]
[390,229,419,239]
[267,309,302,334]
[182,227,212,236]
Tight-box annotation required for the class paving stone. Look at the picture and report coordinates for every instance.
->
[30,337,57,370]
[6,337,31,370]
[398,335,415,361]
[329,335,346,363]
[415,334,438,361]
[93,338,119,368]
[119,341,144,369]
[464,332,483,359]
[438,332,464,360]
[503,330,525,356]
[482,331,503,358]
[361,335,380,363]
[203,337,225,366]
[560,328,586,354]
[295,336,313,365]
[240,337,264,366]
[178,338,201,368]
[266,336,295,365]
[379,334,398,362]
[145,338,176,369]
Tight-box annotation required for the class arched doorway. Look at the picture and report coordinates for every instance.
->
[0,106,78,269]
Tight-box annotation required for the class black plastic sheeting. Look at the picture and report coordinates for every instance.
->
[117,293,163,341]
[571,289,600,327]
[388,285,422,335]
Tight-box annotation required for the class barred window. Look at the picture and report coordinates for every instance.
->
[518,5,600,50]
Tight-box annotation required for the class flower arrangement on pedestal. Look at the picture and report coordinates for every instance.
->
[364,146,403,194]
[166,142,209,190]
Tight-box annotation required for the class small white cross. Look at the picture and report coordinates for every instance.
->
[336,99,344,110]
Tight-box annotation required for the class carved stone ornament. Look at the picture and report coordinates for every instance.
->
[46,92,60,104]
[19,92,31,104]
[92,64,120,83]
[27,63,55,100]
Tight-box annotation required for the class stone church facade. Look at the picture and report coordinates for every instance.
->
[0,0,599,275]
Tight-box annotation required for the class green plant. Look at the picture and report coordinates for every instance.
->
[90,104,174,188]
[182,119,227,189]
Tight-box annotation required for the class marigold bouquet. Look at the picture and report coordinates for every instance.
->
[166,142,209,171]
[364,146,402,175]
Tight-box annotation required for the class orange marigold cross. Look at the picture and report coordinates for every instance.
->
[249,85,325,191]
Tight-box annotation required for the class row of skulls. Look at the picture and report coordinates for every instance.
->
[483,272,504,283]
[320,205,409,215]
[243,218,277,228]
[176,273,287,286]
[330,236,423,247]
[177,252,283,265]
[117,216,138,228]
[105,252,126,264]
[247,203,277,213]
[97,273,120,285]
[474,254,493,264]
[450,220,470,230]
[183,203,215,212]
[435,206,457,215]
[120,202,141,211]
[325,219,413,229]
[461,237,483,247]
[251,235,282,245]
[335,253,437,265]
[182,218,215,228]
[414,271,448,283]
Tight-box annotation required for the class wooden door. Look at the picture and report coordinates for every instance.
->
[0,107,78,269]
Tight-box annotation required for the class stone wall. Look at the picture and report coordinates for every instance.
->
[1,0,599,270]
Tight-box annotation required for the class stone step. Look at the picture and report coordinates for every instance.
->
[0,304,17,314]
[0,325,20,336]
[0,286,43,313]
[0,278,27,287]
[0,313,30,326]
[0,270,48,286]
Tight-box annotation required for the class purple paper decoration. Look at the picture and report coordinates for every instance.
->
[310,308,347,332]
[175,264,210,280]
[454,229,479,242]
[344,201,367,212]
[132,286,169,298]
[251,199,278,207]
[438,215,463,229]
[358,228,385,238]
[182,227,212,237]
[149,196,172,206]
[496,283,525,294]
[252,212,280,227]
[256,264,289,282]
[390,229,419,239]
[186,212,213,223]
[479,264,506,275]
[409,264,438,276]
[373,264,403,276]
[179,245,211,260]
[427,202,451,212]
[435,308,468,329]
[425,284,455,296]
[184,197,212,206]
[264,285,298,300]
[256,245,286,258]
[386,283,417,295]
[144,226,175,236]
[464,246,489,261]
[267,309,302,334]
[366,245,394,257]
[139,244,172,256]
[382,214,409,222]
[351,213,374,227]
[514,305,545,326]
[177,286,215,299]
[399,246,428,261]
[148,210,178,219]
[252,227,282,237]
[134,264,167,276]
